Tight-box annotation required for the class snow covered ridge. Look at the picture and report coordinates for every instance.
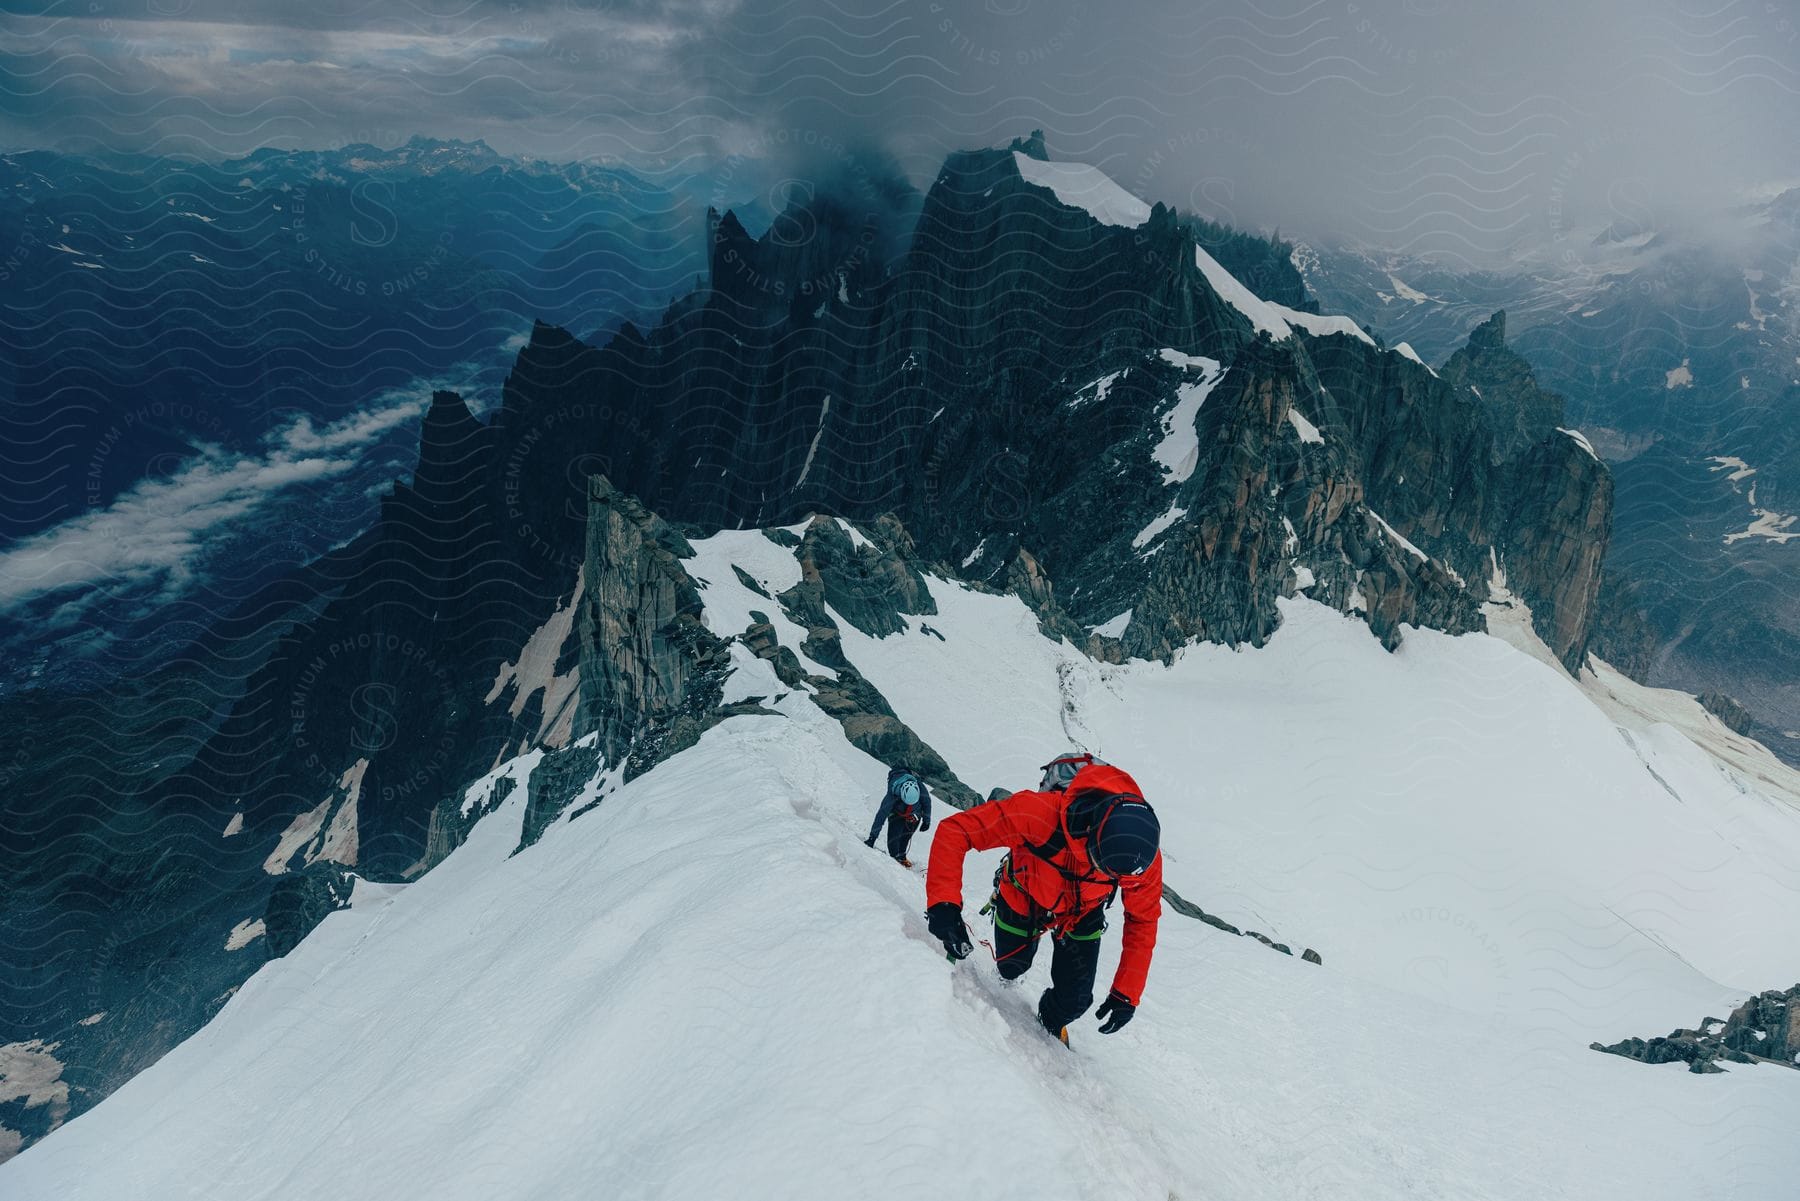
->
[10,538,1800,1200]
[1011,151,1152,228]
[1009,149,1408,361]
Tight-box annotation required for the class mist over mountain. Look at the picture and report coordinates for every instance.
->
[4,1,1795,260]
[1298,189,1800,762]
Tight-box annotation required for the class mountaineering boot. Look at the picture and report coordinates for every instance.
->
[1037,993,1070,1047]
[897,857,913,869]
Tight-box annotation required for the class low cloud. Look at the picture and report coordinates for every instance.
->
[2,0,1795,260]
[0,389,426,615]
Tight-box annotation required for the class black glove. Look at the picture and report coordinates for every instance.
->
[926,902,973,961]
[864,836,877,848]
[920,819,930,832]
[1095,990,1136,1034]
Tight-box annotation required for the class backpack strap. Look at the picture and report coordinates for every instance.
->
[1019,822,1120,915]
[1021,824,1110,886]
[1020,823,1065,866]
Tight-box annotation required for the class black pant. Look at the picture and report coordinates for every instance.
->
[885,811,919,860]
[990,897,1106,1032]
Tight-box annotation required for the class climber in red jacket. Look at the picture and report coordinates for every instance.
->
[925,761,1162,1045]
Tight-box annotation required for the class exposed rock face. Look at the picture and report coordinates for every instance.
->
[789,515,936,638]
[1699,691,1755,736]
[517,737,605,852]
[1592,984,1800,1073]
[575,477,731,777]
[1131,355,1302,655]
[1439,312,1564,462]
[1414,311,1615,670]
[772,518,977,808]
[1119,341,1480,658]
[1497,434,1612,671]
[1587,570,1660,681]
[263,864,357,959]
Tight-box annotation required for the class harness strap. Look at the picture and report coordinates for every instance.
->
[1017,814,1122,921]
[992,910,1037,939]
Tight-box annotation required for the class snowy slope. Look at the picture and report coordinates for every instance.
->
[840,581,1800,1040]
[7,543,1800,1200]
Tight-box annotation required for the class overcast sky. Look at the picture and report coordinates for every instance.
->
[2,0,1797,260]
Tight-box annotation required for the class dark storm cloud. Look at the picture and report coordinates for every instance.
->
[2,0,1796,258]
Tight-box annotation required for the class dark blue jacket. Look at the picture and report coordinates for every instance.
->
[867,771,931,842]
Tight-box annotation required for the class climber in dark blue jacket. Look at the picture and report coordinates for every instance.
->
[864,765,931,867]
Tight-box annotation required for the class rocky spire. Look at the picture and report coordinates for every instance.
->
[575,476,729,774]
[1440,310,1565,462]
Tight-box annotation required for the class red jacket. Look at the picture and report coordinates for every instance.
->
[925,763,1163,1004]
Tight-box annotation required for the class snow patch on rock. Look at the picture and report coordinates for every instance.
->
[225,919,266,951]
[1067,369,1126,411]
[486,568,584,748]
[1132,503,1187,551]
[1151,356,1225,485]
[1394,342,1438,376]
[1091,609,1133,638]
[1270,303,1375,346]
[1287,409,1324,445]
[1558,428,1599,461]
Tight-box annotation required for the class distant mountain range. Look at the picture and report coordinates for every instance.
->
[1298,195,1800,761]
[0,137,715,691]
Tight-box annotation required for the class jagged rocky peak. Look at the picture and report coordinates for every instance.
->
[1439,310,1566,463]
[1413,309,1611,671]
[1010,128,1049,160]
[1496,432,1611,671]
[705,206,758,287]
[412,390,492,498]
[705,178,900,317]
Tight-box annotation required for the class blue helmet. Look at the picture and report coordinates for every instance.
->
[897,776,921,807]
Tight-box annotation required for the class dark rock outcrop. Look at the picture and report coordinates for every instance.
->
[788,515,936,638]
[517,737,606,851]
[1439,312,1564,462]
[1592,984,1800,1073]
[771,517,978,808]
[575,477,732,777]
[1497,432,1612,671]
[263,864,357,959]
[1699,691,1755,736]
[1587,570,1660,681]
